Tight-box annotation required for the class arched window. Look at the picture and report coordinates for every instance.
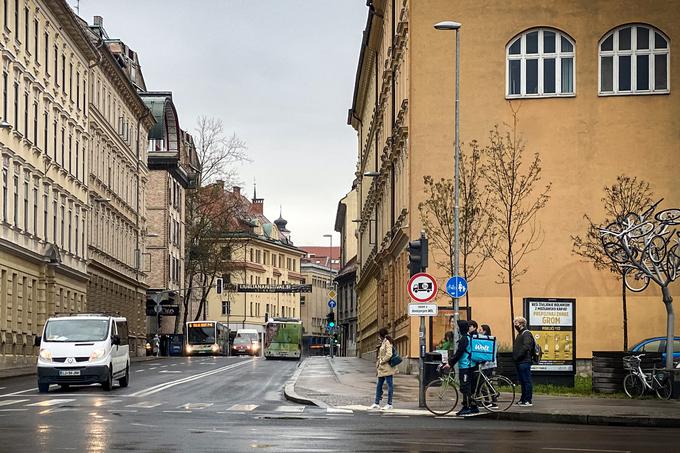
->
[599,24,669,95]
[507,28,575,98]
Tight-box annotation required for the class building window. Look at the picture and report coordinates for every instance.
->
[68,62,72,100]
[52,196,56,243]
[507,28,575,98]
[32,183,37,235]
[44,32,49,73]
[13,173,18,226]
[68,134,72,173]
[1,160,7,223]
[76,72,80,110]
[23,177,28,231]
[60,203,64,248]
[13,0,18,39]
[60,128,64,166]
[75,141,79,180]
[599,24,669,95]
[2,0,7,30]
[32,102,37,144]
[33,18,38,62]
[42,188,48,240]
[61,55,65,94]
[2,72,7,121]
[23,7,28,52]
[54,44,58,85]
[68,208,72,253]
[22,91,28,137]
[75,212,79,256]
[221,301,230,316]
[13,81,18,128]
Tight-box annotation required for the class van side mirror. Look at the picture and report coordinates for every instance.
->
[112,335,121,346]
[34,336,41,347]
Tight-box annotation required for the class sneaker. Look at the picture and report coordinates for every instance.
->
[522,402,533,407]
[381,404,393,411]
[489,403,499,409]
[369,403,380,410]
[463,406,480,416]
[515,401,525,406]
[456,407,471,417]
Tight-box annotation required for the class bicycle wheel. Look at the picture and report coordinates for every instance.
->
[655,373,673,400]
[478,375,515,412]
[623,373,644,398]
[425,378,459,416]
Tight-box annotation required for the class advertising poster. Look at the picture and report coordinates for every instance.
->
[524,298,576,373]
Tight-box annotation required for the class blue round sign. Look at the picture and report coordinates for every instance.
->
[328,299,337,309]
[446,276,468,298]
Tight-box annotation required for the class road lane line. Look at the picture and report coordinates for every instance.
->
[130,361,251,398]
[179,403,213,410]
[136,370,144,373]
[159,370,181,374]
[26,399,75,407]
[126,401,162,409]
[0,399,29,407]
[226,404,258,412]
[0,408,28,412]
[0,387,39,397]
[163,410,191,413]
[275,406,305,413]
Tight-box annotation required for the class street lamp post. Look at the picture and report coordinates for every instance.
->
[434,19,462,345]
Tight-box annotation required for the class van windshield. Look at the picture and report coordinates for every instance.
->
[44,319,110,342]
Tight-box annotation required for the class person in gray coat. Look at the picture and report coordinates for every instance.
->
[512,316,534,406]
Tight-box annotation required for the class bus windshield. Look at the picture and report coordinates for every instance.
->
[187,324,215,345]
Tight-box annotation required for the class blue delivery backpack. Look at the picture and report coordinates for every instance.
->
[469,334,496,364]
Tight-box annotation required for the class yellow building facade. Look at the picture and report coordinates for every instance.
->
[0,0,97,368]
[349,0,679,361]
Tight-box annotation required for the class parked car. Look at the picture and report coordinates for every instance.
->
[630,336,680,363]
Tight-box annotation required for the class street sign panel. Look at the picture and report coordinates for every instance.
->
[408,303,438,316]
[328,290,337,299]
[328,299,337,309]
[446,276,468,298]
[160,305,179,316]
[407,272,438,303]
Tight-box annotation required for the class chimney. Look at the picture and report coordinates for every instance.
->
[251,198,264,215]
[215,179,224,190]
[94,16,103,27]
[232,185,240,196]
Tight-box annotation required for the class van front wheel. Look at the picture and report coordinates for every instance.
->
[102,366,113,391]
[38,383,49,393]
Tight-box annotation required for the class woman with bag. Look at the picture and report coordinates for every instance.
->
[371,328,395,411]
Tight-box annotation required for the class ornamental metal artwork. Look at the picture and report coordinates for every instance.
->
[600,199,680,293]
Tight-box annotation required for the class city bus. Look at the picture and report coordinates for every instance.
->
[185,321,230,356]
[263,318,302,360]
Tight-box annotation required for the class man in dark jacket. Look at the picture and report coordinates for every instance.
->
[445,320,479,416]
[512,316,533,406]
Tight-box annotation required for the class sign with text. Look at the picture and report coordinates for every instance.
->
[524,298,576,373]
[408,303,438,317]
[235,284,312,293]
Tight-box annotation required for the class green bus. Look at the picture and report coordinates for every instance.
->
[263,318,302,360]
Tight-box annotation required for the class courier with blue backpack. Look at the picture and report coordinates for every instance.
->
[469,334,497,364]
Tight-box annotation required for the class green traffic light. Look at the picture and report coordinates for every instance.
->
[329,322,335,328]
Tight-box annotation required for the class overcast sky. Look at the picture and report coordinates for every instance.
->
[75,0,366,246]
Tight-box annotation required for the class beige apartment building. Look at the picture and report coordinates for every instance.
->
[206,186,305,337]
[0,0,97,368]
[348,0,679,361]
[83,17,155,355]
[300,260,336,339]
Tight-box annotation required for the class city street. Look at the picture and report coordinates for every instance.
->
[0,357,678,452]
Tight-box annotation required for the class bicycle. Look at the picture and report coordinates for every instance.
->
[424,364,516,416]
[622,353,672,400]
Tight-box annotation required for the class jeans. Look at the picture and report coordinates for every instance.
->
[516,362,533,403]
[375,375,394,405]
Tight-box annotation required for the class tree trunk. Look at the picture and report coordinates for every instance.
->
[509,271,515,342]
[622,278,628,351]
[182,273,195,334]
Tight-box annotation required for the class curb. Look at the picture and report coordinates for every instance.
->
[492,410,680,428]
[283,359,329,408]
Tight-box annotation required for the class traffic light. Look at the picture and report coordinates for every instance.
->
[145,299,157,316]
[408,234,429,276]
[216,277,223,295]
[326,311,336,329]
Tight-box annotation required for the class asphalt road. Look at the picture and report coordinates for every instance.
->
[0,357,678,452]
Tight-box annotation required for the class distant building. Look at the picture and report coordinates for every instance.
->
[205,185,305,339]
[299,246,341,272]
[334,186,358,356]
[300,258,336,346]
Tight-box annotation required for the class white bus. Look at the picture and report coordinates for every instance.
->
[185,321,230,356]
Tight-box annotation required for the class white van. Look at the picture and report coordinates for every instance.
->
[35,314,130,393]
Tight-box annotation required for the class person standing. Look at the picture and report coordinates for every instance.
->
[445,320,479,416]
[371,328,395,410]
[512,316,534,407]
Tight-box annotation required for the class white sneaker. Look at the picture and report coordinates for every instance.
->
[382,404,393,411]
[369,403,380,410]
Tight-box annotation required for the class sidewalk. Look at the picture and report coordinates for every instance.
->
[0,355,165,380]
[285,356,680,428]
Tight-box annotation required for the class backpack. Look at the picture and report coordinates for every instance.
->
[469,334,496,364]
[526,330,543,364]
[389,345,403,367]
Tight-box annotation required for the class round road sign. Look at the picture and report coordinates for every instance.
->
[407,272,438,303]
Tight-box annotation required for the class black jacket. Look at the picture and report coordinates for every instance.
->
[512,328,533,363]
[448,320,470,368]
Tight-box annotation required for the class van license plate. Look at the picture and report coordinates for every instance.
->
[59,370,80,376]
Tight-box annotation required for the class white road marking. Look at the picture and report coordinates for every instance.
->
[130,361,251,398]
[0,399,29,407]
[275,406,305,413]
[179,403,213,410]
[159,370,181,374]
[160,365,168,368]
[0,387,5,390]
[108,409,138,413]
[0,387,39,397]
[26,399,75,407]
[543,449,631,453]
[148,367,157,370]
[326,407,353,414]
[163,410,191,413]
[0,408,27,412]
[93,399,121,407]
[126,401,162,409]
[226,404,258,412]
[136,370,144,373]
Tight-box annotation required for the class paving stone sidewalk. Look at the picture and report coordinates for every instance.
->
[289,356,680,427]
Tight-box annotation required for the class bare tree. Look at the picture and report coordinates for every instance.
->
[481,109,552,340]
[418,141,494,308]
[182,117,248,332]
[571,175,653,350]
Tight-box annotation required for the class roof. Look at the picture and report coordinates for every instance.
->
[299,246,341,271]
[140,92,180,143]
